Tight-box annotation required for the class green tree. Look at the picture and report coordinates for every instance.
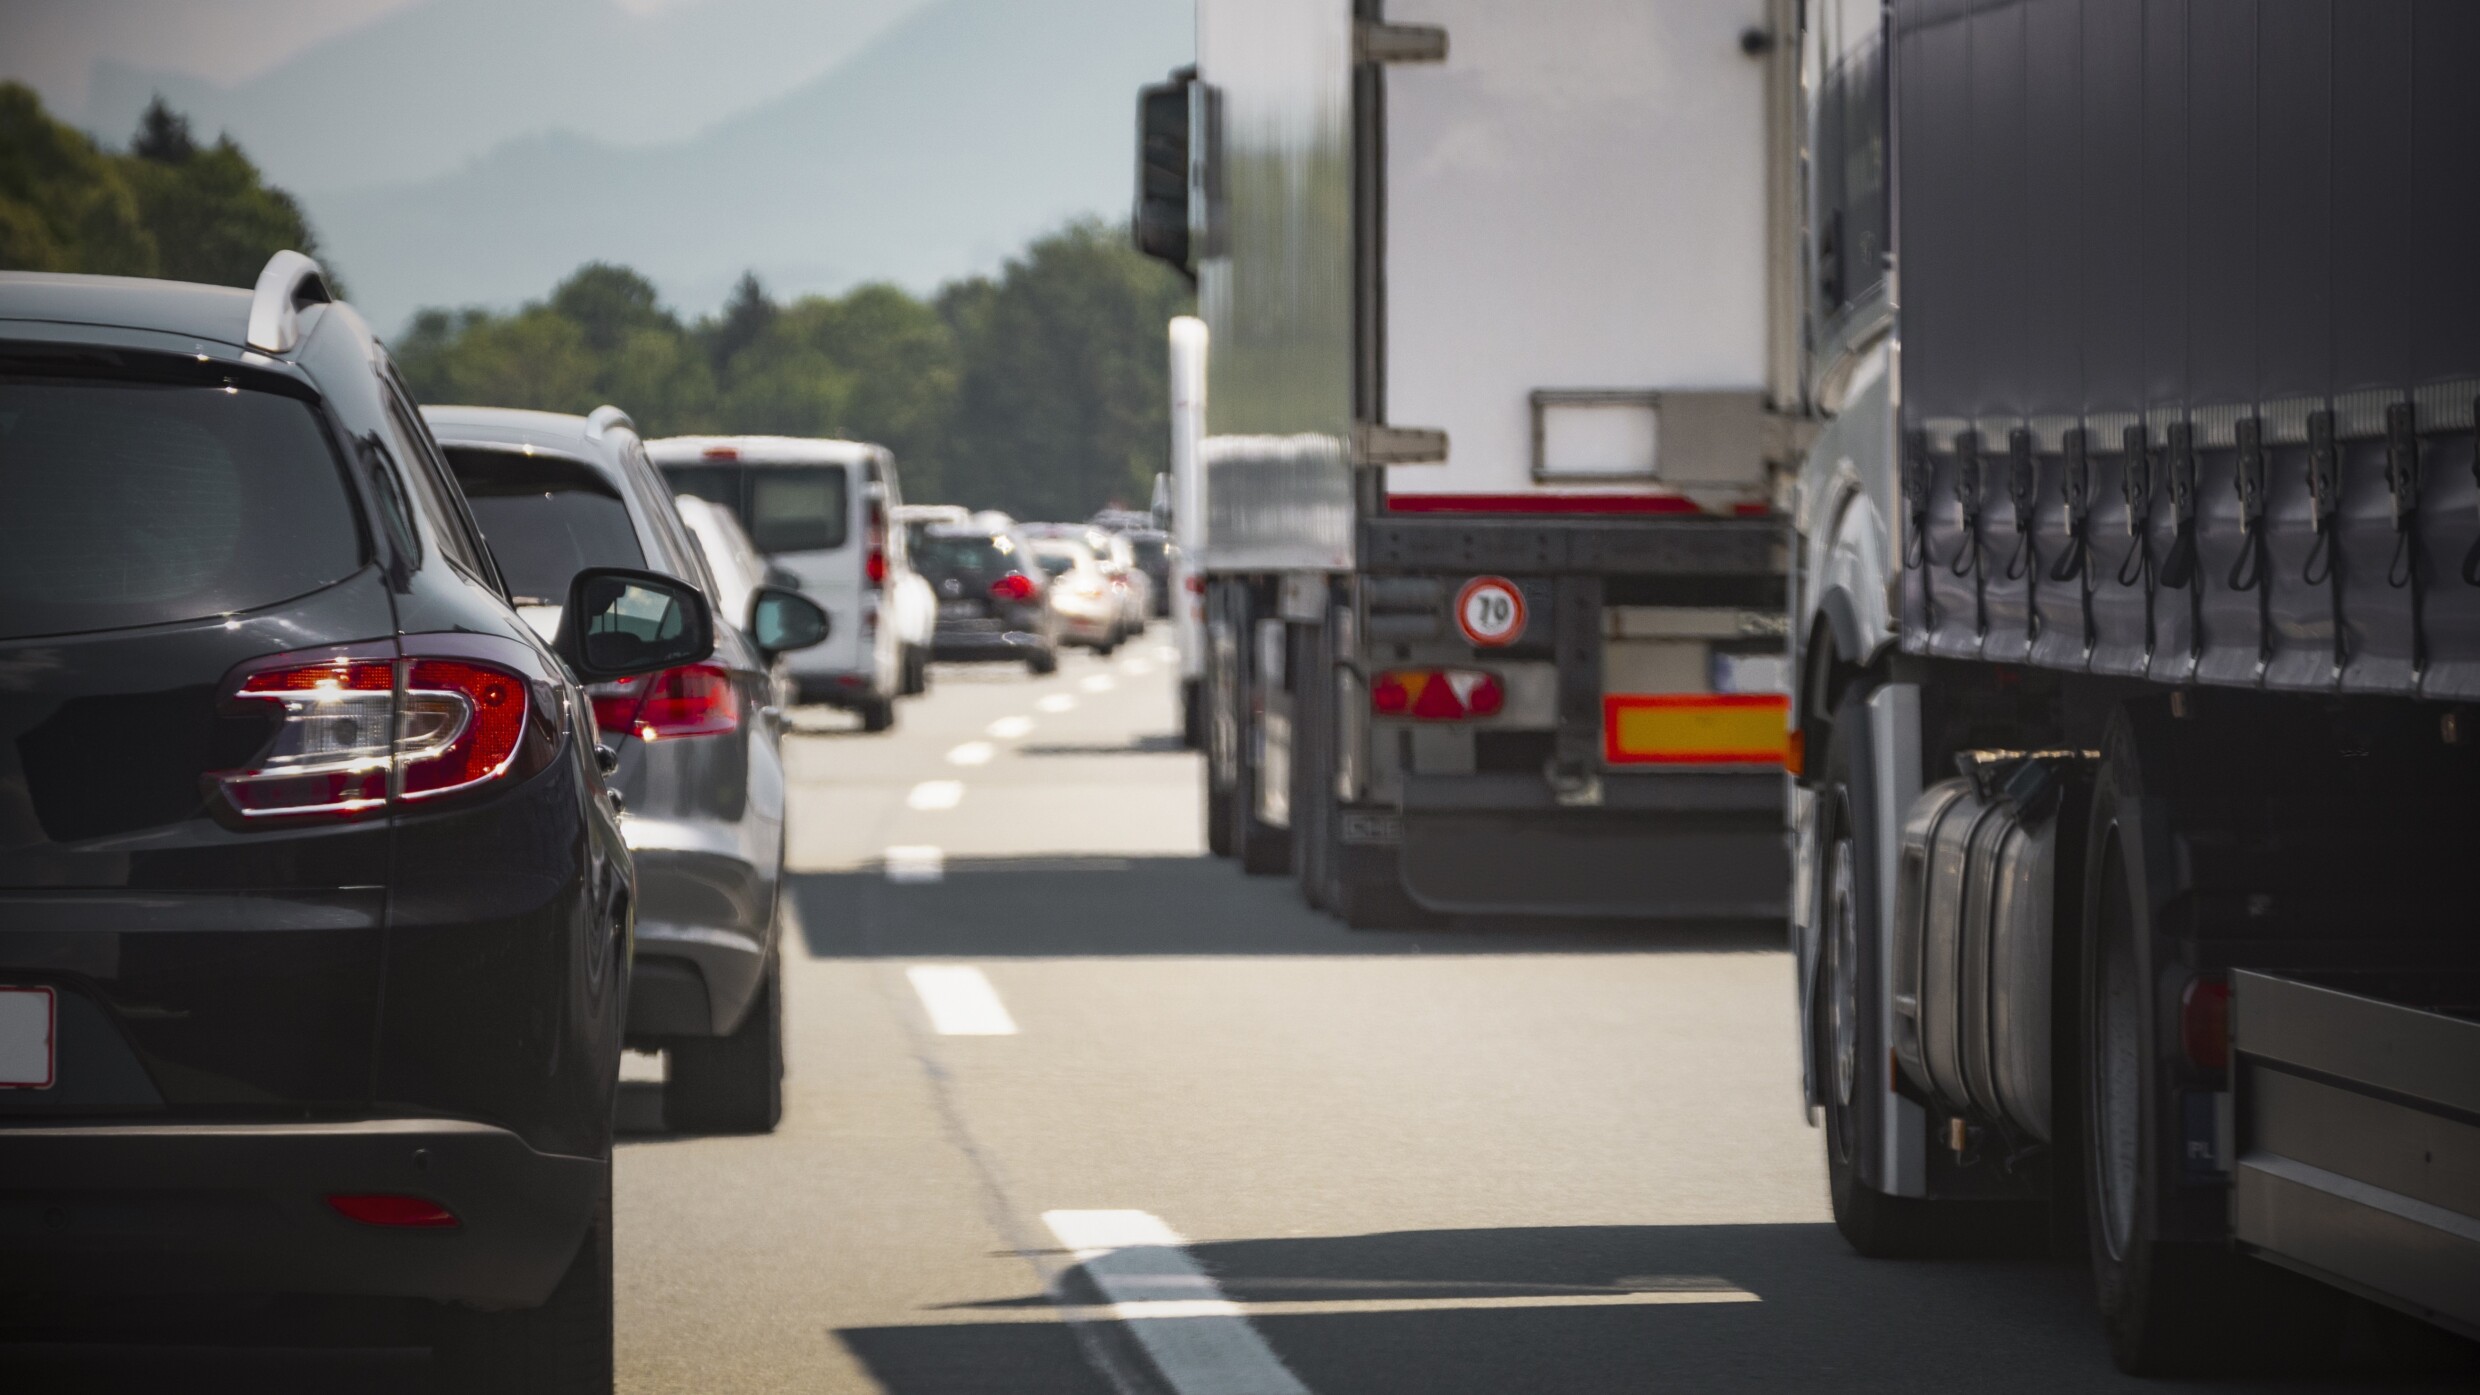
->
[940,220,1193,517]
[0,83,157,275]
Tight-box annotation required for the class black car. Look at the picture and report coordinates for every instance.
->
[0,255,712,1390]
[1122,529,1174,617]
[919,523,1059,673]
[428,405,826,1134]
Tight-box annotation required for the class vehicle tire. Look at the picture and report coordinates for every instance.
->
[900,646,928,697]
[1027,647,1058,676]
[859,695,896,733]
[1204,769,1233,856]
[1232,752,1289,875]
[1181,679,1203,750]
[666,953,784,1135]
[433,1156,613,1394]
[2080,714,2344,1375]
[1815,686,1966,1258]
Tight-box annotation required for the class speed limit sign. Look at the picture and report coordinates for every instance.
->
[1454,576,1527,648]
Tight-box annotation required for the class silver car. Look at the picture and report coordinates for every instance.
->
[427,404,826,1133]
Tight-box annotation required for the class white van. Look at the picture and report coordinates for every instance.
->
[648,436,932,730]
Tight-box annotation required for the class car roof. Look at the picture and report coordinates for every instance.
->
[646,435,882,467]
[0,270,258,350]
[420,404,621,457]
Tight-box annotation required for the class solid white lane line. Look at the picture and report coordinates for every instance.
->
[907,966,1017,1035]
[884,846,945,883]
[1043,1210,1311,1395]
[1036,694,1077,713]
[946,741,995,766]
[1080,674,1116,693]
[903,1289,1759,1325]
[987,715,1035,739]
[907,780,964,810]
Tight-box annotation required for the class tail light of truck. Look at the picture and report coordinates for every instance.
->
[2181,976,2231,1072]
[589,663,739,742]
[990,572,1038,602]
[216,652,530,817]
[1371,668,1504,721]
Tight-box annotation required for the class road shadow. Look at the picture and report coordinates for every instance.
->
[793,855,1784,959]
[843,1223,2475,1395]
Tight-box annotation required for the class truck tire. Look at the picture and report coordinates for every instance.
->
[433,1155,614,1393]
[666,953,784,1135]
[1181,678,1203,749]
[2080,718,2343,1374]
[1232,749,1289,875]
[1204,764,1233,856]
[1815,687,1964,1257]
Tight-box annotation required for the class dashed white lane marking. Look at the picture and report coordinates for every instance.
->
[1080,675,1116,693]
[907,780,964,811]
[907,965,1017,1035]
[884,846,945,883]
[987,715,1035,739]
[1036,694,1077,713]
[946,741,995,766]
[1043,1210,1311,1395]
[1119,658,1153,676]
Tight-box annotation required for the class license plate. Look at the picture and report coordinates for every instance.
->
[0,986,56,1089]
[939,601,984,619]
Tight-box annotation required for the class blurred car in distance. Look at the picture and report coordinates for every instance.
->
[650,436,928,728]
[431,405,827,1136]
[1025,534,1121,653]
[1089,528,1152,637]
[894,502,971,557]
[675,493,800,715]
[1121,528,1175,618]
[919,522,1059,674]
[0,254,717,1389]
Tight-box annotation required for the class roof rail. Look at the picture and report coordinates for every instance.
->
[584,404,636,438]
[245,250,333,355]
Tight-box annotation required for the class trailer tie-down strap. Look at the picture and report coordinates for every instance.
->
[2115,424,2158,660]
[2006,428,2040,640]
[2225,417,2274,671]
[2384,402,2426,677]
[2049,427,2097,654]
[2300,411,2347,677]
[2157,424,2203,665]
[1902,429,1937,630]
[1950,429,1988,637]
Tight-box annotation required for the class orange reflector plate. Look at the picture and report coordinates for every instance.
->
[1603,694,1790,766]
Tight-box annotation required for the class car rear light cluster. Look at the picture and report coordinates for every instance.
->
[990,572,1038,602]
[589,663,738,742]
[1370,668,1505,721]
[218,655,531,818]
[865,498,888,590]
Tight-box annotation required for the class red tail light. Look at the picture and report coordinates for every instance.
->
[591,664,738,742]
[217,651,531,817]
[1370,668,1503,721]
[1185,575,1205,594]
[866,548,888,586]
[2181,976,2231,1072]
[328,1194,459,1229]
[990,572,1038,602]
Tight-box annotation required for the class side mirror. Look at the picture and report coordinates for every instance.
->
[749,586,830,659]
[555,567,714,683]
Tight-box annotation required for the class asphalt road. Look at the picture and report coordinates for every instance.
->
[11,629,2468,1391]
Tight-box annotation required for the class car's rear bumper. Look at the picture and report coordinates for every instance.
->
[0,1118,602,1306]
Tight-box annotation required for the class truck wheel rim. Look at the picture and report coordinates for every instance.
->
[1826,799,1862,1149]
[2092,837,2143,1263]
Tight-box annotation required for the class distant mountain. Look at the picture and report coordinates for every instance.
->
[310,0,1190,332]
[84,0,929,193]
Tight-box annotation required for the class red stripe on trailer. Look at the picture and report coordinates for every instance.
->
[1386,493,1703,516]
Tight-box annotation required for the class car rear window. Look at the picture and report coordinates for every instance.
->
[446,447,645,605]
[658,461,850,555]
[0,378,363,640]
[916,533,1018,578]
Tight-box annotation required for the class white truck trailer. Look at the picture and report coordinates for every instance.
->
[1787,0,2480,1369]
[1135,0,1805,926]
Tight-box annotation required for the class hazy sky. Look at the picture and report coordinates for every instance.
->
[3,0,423,113]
